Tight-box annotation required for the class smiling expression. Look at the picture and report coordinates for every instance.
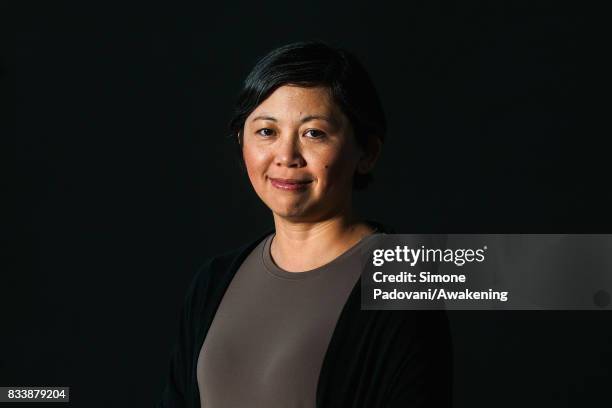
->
[241,85,364,221]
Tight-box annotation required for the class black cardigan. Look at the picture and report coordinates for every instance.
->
[157,221,453,407]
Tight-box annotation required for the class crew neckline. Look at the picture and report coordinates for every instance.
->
[261,230,382,280]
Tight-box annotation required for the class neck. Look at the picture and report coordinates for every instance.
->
[270,209,376,272]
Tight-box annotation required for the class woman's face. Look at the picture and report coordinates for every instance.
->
[242,85,363,221]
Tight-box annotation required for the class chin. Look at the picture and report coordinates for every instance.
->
[268,201,318,219]
[271,205,308,219]
[271,201,336,222]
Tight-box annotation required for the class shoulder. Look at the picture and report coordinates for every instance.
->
[187,229,274,296]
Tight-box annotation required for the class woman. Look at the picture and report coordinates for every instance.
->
[158,41,452,408]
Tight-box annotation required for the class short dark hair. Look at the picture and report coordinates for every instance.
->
[228,40,387,190]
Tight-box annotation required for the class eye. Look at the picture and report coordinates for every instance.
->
[304,129,326,139]
[256,128,275,137]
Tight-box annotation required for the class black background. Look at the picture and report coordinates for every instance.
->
[11,1,611,407]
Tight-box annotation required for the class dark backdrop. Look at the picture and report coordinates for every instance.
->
[11,1,610,407]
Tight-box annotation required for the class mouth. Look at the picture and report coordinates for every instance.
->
[268,177,313,191]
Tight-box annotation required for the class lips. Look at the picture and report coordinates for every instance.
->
[269,177,313,191]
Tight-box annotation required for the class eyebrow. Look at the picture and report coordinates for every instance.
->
[250,114,338,126]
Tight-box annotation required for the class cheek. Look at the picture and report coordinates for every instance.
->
[242,144,271,187]
[243,142,261,168]
[242,147,260,181]
[316,149,357,186]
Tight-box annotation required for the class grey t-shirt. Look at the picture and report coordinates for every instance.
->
[196,231,381,408]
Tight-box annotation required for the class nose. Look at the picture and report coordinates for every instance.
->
[275,133,306,168]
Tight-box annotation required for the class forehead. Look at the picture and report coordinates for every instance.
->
[248,85,342,119]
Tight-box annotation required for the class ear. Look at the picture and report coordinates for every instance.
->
[356,136,382,174]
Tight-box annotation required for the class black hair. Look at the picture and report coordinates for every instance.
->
[228,40,387,190]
